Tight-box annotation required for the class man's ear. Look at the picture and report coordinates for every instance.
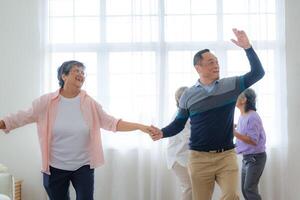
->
[195,64,201,73]
[62,74,67,81]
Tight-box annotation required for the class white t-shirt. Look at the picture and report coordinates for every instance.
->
[50,95,90,171]
[166,114,191,169]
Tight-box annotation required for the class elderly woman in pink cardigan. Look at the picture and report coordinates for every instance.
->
[0,60,152,200]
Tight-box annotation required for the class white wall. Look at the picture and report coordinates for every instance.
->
[0,0,46,199]
[285,0,300,199]
[0,0,300,199]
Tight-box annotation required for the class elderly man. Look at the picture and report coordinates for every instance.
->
[150,28,265,200]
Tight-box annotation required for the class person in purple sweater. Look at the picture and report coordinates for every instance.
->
[234,88,267,200]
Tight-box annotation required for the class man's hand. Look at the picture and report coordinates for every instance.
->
[231,28,251,49]
[0,120,6,129]
[149,125,163,141]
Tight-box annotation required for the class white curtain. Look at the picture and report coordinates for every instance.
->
[44,0,286,199]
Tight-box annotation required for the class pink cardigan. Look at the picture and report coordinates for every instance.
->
[3,90,120,174]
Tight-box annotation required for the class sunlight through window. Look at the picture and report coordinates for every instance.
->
[47,0,282,149]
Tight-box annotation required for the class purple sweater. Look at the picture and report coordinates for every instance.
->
[236,111,266,155]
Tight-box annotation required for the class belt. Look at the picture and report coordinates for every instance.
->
[204,146,234,153]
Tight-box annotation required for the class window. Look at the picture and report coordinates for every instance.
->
[47,0,284,148]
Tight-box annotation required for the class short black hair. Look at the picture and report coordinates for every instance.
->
[193,49,210,66]
[57,60,85,88]
[242,88,257,112]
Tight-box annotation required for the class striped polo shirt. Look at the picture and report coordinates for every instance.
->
[162,47,265,152]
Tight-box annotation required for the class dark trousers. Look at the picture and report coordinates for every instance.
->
[241,152,267,200]
[43,165,94,200]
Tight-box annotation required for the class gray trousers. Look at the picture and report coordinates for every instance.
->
[241,152,267,200]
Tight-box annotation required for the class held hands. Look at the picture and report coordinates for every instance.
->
[116,121,162,141]
[231,28,251,49]
[149,125,163,141]
[138,124,162,141]
[137,123,163,141]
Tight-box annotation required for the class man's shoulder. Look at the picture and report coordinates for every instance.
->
[180,85,198,99]
[185,85,199,94]
[218,76,240,85]
[218,76,241,88]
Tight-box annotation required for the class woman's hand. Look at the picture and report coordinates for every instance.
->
[116,120,153,136]
[138,124,153,135]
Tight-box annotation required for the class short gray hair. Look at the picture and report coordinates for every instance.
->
[240,88,257,112]
[57,60,85,88]
[175,86,188,107]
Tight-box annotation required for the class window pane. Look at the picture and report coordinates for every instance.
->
[49,0,73,17]
[109,52,156,75]
[167,51,198,120]
[223,15,248,41]
[132,0,158,15]
[223,14,276,41]
[107,0,158,18]
[228,52,275,74]
[257,94,275,117]
[256,50,274,72]
[249,0,276,13]
[83,74,98,98]
[131,16,158,42]
[107,17,158,42]
[74,17,100,43]
[223,0,276,14]
[168,73,197,96]
[110,74,132,96]
[50,53,74,90]
[47,0,282,150]
[263,117,277,146]
[108,52,157,122]
[168,51,194,73]
[191,15,217,41]
[191,0,216,14]
[249,14,276,40]
[74,53,98,75]
[50,17,74,43]
[223,0,249,13]
[106,17,131,42]
[110,53,132,74]
[227,50,250,73]
[75,0,100,16]
[106,0,132,15]
[165,0,190,14]
[254,72,275,94]
[165,16,191,42]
